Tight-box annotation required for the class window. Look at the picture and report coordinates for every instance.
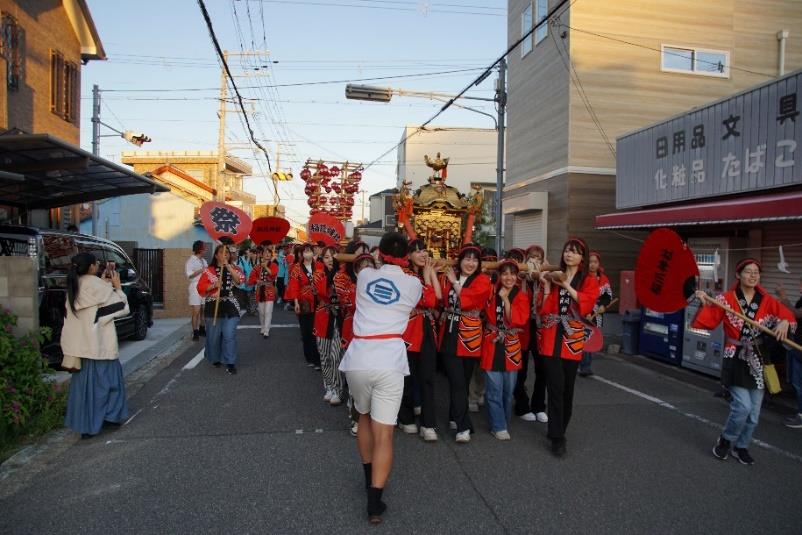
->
[534,0,548,44]
[661,45,729,78]
[1,13,23,90]
[521,3,533,57]
[50,50,79,122]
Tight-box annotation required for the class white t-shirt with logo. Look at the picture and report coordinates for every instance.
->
[339,264,422,375]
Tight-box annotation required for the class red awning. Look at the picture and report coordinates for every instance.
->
[596,190,802,230]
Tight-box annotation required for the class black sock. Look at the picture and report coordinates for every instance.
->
[362,462,372,489]
[367,486,387,518]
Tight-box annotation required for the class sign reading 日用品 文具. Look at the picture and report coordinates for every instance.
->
[615,70,801,209]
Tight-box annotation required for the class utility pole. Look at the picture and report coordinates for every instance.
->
[494,59,506,256]
[91,84,101,235]
[217,50,228,202]
[360,189,367,223]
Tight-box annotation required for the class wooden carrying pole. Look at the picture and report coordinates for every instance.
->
[589,298,619,321]
[334,253,561,275]
[702,296,802,352]
[212,266,222,326]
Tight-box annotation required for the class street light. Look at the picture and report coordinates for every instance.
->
[91,84,152,236]
[345,59,507,255]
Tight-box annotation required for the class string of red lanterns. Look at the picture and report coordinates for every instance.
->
[301,159,362,221]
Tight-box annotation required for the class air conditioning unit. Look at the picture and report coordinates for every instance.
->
[384,214,396,228]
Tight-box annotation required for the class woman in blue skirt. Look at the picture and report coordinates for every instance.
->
[62,252,130,438]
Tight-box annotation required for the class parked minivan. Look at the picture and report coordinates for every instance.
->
[0,225,154,367]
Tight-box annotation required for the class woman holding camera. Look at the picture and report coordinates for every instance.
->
[62,253,130,438]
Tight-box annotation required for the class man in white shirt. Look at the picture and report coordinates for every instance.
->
[185,240,208,341]
[339,232,421,524]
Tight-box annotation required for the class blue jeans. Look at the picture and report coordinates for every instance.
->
[787,351,802,413]
[484,370,517,433]
[722,385,764,448]
[205,316,239,365]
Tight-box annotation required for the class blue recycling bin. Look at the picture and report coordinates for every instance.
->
[621,309,641,355]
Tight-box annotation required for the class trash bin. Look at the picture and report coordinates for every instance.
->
[621,309,642,355]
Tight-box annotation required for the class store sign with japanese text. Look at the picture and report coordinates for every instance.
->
[616,70,800,209]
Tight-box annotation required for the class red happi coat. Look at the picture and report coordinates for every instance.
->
[196,264,245,317]
[692,286,796,389]
[438,272,493,358]
[536,272,599,361]
[313,269,340,338]
[480,286,529,372]
[402,269,438,353]
[248,262,279,303]
[284,262,316,313]
[334,269,357,349]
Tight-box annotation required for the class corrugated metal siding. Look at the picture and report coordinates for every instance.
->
[761,225,802,297]
[616,70,802,209]
[512,211,544,249]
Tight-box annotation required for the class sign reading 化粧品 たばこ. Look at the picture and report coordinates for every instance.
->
[615,69,801,209]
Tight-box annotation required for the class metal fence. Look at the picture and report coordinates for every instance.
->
[133,248,164,304]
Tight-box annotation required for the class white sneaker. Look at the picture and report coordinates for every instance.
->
[350,422,358,437]
[420,427,438,442]
[323,390,333,402]
[329,394,341,406]
[449,420,458,430]
[519,412,537,422]
[400,423,418,434]
[455,430,471,443]
[535,411,549,423]
[491,430,511,441]
[468,402,479,413]
[413,406,422,416]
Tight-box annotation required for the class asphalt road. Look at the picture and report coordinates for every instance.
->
[2,308,801,534]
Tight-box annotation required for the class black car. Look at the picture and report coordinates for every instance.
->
[0,225,154,367]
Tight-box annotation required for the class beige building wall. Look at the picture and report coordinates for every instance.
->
[0,0,82,143]
[154,248,193,319]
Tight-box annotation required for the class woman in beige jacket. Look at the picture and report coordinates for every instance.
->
[62,252,130,438]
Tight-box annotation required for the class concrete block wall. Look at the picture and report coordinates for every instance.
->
[0,256,38,336]
[154,248,192,319]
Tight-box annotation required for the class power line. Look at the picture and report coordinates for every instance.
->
[550,24,616,158]
[98,67,487,92]
[196,0,274,202]
[361,0,573,172]
[250,0,505,17]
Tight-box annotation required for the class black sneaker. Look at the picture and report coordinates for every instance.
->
[212,362,222,368]
[712,435,730,460]
[192,330,200,341]
[732,447,754,465]
[226,364,237,375]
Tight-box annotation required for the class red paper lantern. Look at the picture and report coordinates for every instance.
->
[300,168,312,181]
[329,166,340,177]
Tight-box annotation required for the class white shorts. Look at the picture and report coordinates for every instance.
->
[188,283,202,307]
[345,369,404,426]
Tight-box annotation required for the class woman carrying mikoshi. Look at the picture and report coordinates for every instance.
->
[439,244,493,444]
[480,259,530,441]
[693,258,795,465]
[536,237,598,457]
[62,252,130,438]
[579,251,614,377]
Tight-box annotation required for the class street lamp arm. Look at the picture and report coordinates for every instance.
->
[425,95,497,128]
[392,88,495,103]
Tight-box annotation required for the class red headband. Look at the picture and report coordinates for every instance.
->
[460,245,481,256]
[496,259,520,272]
[354,253,376,268]
[526,245,544,255]
[590,251,602,261]
[379,251,409,267]
[566,237,588,254]
[735,258,762,274]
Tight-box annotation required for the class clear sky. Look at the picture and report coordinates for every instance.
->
[81,0,507,226]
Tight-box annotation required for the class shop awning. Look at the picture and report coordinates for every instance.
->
[596,190,802,230]
[0,133,169,209]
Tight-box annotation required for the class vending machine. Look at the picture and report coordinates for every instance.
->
[682,298,725,378]
[680,238,731,378]
[639,308,684,365]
